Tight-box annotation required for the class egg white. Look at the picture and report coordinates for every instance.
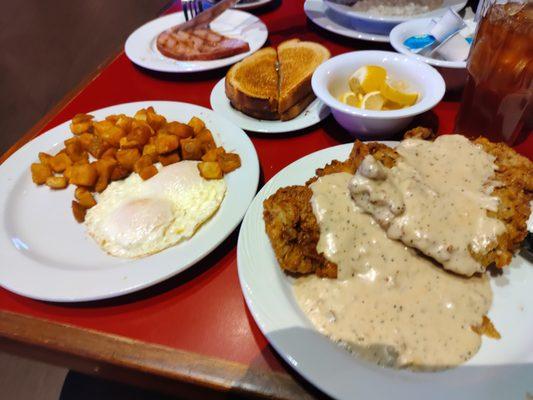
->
[84,161,226,258]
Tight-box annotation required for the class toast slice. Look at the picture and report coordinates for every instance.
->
[277,39,330,114]
[233,91,318,121]
[225,47,279,117]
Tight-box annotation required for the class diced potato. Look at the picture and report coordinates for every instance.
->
[87,135,110,159]
[105,114,120,124]
[72,113,94,124]
[69,164,98,187]
[188,116,205,135]
[165,122,193,139]
[38,152,53,166]
[196,128,216,152]
[49,152,72,173]
[119,136,139,149]
[30,163,53,185]
[77,133,94,151]
[116,148,141,170]
[124,124,151,148]
[101,147,117,160]
[156,134,179,154]
[71,201,87,223]
[134,154,154,173]
[134,108,148,121]
[64,138,88,163]
[45,176,68,190]
[201,147,225,162]
[180,138,203,160]
[159,152,180,166]
[218,152,241,173]
[142,143,157,158]
[100,125,126,147]
[75,187,97,208]
[64,166,72,180]
[110,165,130,181]
[93,120,114,136]
[115,115,133,131]
[139,165,158,180]
[93,158,117,192]
[146,107,166,131]
[197,161,223,180]
[70,114,94,135]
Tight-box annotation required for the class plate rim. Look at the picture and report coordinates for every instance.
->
[304,0,390,43]
[0,100,259,302]
[210,77,331,134]
[124,10,268,73]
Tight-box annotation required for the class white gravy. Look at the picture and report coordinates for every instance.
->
[349,135,504,276]
[294,172,492,370]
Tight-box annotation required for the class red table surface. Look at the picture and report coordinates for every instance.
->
[0,0,531,378]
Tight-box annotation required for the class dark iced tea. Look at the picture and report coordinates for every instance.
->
[455,2,533,144]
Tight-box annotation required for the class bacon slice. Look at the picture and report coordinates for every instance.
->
[157,28,250,61]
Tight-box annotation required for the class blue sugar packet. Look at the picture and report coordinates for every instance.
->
[403,34,436,50]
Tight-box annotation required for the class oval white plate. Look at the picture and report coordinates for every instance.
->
[125,10,268,73]
[0,101,259,302]
[325,0,467,24]
[234,0,274,10]
[304,0,390,42]
[238,143,533,400]
[210,78,330,134]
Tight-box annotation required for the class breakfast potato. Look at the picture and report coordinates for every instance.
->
[110,165,130,181]
[134,108,148,121]
[156,134,179,154]
[105,114,120,124]
[180,138,203,160]
[31,163,53,185]
[69,164,98,187]
[49,152,72,173]
[165,122,193,139]
[101,147,117,160]
[77,133,94,151]
[93,158,117,192]
[139,165,158,180]
[64,138,88,163]
[197,161,223,180]
[146,107,166,131]
[116,148,141,171]
[64,166,72,180]
[87,135,110,159]
[142,143,157,158]
[100,125,126,147]
[196,128,216,152]
[70,113,93,135]
[71,200,87,223]
[134,154,154,173]
[188,116,205,135]
[115,114,133,131]
[201,147,225,162]
[46,176,68,190]
[74,187,97,208]
[38,152,53,166]
[159,152,180,166]
[124,123,152,148]
[218,152,241,173]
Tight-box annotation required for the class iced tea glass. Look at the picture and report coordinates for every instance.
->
[454,0,532,144]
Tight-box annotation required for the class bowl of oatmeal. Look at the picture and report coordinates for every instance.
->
[324,0,467,35]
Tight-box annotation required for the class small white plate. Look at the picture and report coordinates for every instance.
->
[210,78,330,134]
[234,0,274,10]
[0,101,259,302]
[238,143,533,400]
[125,10,268,73]
[304,0,390,42]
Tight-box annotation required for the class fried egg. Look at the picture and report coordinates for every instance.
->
[85,161,226,258]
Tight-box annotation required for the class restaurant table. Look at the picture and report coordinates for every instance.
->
[0,1,531,399]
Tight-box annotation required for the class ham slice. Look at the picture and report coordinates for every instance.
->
[157,28,250,61]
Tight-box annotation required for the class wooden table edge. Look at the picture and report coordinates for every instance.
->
[0,310,314,399]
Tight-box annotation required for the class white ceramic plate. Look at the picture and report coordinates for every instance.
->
[125,10,268,73]
[0,101,259,302]
[325,0,467,24]
[210,78,330,134]
[238,143,533,400]
[234,0,274,10]
[304,0,390,42]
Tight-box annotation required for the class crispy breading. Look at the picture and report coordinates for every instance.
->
[263,130,532,278]
[472,315,501,339]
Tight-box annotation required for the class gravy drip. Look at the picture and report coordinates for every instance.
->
[293,172,492,370]
[349,135,504,276]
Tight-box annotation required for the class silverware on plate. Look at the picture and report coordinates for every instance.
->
[180,0,239,28]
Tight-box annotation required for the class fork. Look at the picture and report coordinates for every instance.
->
[182,0,204,21]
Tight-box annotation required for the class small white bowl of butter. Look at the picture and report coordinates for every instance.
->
[311,50,445,138]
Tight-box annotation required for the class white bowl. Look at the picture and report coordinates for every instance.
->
[390,18,468,90]
[324,0,467,35]
[311,50,445,138]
